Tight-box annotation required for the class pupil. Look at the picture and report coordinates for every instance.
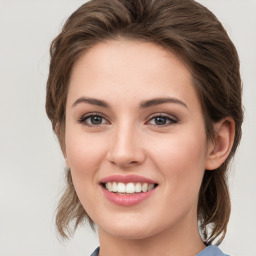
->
[91,116,102,124]
[155,117,166,125]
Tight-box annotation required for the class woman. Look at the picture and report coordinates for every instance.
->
[46,0,243,255]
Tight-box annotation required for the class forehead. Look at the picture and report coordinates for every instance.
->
[67,39,200,111]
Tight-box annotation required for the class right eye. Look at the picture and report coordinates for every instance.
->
[78,114,108,127]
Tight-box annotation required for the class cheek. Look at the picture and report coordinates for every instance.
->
[64,130,107,217]
[64,128,108,202]
[152,129,206,165]
[150,131,207,196]
[65,127,106,170]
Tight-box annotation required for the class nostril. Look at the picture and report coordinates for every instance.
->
[129,160,139,165]
[108,159,139,168]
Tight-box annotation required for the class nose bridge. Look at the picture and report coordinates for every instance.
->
[107,119,145,167]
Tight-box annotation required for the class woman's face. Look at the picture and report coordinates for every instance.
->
[65,40,212,240]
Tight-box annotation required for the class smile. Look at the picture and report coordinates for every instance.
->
[103,182,157,194]
[100,175,158,206]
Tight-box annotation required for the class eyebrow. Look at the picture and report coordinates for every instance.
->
[140,97,188,109]
[72,97,109,108]
[72,96,188,109]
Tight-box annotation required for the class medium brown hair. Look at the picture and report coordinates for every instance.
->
[46,0,243,244]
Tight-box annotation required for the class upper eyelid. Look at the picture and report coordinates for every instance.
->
[147,113,178,121]
[79,112,107,120]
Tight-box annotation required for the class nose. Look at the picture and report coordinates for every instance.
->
[106,123,146,168]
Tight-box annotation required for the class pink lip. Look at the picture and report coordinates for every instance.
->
[100,175,158,207]
[100,174,157,184]
[101,186,156,206]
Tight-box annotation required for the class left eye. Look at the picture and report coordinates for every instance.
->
[79,114,108,126]
[148,115,177,126]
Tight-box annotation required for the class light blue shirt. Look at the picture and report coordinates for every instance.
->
[90,245,229,256]
[197,246,229,256]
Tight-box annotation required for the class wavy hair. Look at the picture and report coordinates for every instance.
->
[46,0,243,244]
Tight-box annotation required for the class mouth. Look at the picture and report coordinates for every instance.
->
[100,175,158,206]
[101,182,158,194]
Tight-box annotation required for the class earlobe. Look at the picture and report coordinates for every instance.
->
[205,117,235,170]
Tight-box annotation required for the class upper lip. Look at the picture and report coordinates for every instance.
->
[100,174,157,184]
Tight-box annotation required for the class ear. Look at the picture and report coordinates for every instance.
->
[205,117,235,170]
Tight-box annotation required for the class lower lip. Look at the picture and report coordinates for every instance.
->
[101,186,156,206]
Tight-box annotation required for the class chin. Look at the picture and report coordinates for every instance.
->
[97,214,174,241]
[97,217,156,240]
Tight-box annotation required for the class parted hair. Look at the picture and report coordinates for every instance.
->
[46,0,243,244]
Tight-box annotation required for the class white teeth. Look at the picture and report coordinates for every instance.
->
[126,183,135,193]
[105,182,156,194]
[106,182,112,191]
[135,183,142,192]
[148,184,154,191]
[117,182,126,193]
[112,182,118,192]
[142,183,148,192]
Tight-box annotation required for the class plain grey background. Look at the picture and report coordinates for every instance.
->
[0,0,255,255]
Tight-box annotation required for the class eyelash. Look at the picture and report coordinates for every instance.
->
[146,113,178,127]
[78,113,178,127]
[78,113,108,127]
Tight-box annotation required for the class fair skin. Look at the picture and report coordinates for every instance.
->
[64,40,234,256]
